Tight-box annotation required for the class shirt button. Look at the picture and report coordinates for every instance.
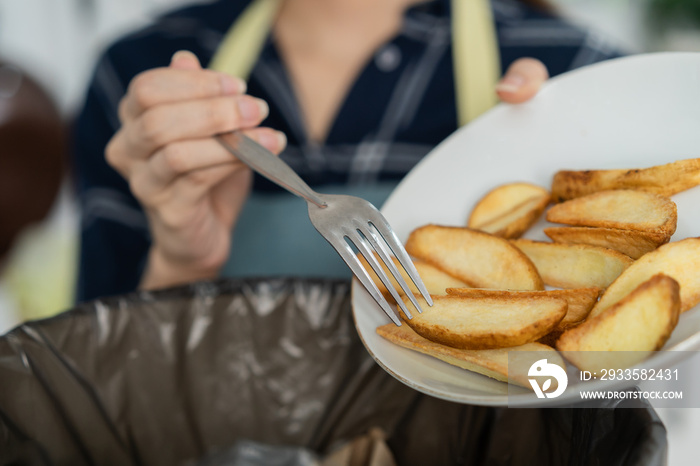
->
[375,44,401,72]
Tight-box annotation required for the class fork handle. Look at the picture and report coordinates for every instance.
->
[216,132,327,208]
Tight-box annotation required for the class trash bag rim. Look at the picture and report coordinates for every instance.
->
[3,277,353,338]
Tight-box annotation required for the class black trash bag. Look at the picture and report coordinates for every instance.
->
[0,278,667,466]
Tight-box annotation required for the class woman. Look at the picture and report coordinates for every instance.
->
[74,0,621,301]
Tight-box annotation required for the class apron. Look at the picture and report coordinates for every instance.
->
[210,0,501,278]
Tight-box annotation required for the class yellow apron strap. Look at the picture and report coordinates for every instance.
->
[451,0,502,125]
[210,0,501,125]
[208,0,280,79]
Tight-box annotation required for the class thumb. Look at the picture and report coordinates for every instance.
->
[496,58,549,104]
[170,50,202,70]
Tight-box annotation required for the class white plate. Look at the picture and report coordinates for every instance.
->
[351,52,700,406]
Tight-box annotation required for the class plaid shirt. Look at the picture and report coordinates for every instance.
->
[74,0,622,301]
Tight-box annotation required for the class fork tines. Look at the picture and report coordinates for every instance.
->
[329,215,433,326]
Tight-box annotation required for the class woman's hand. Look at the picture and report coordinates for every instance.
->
[496,58,549,104]
[105,51,287,290]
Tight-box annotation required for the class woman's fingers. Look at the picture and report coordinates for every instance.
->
[496,58,549,104]
[148,127,286,187]
[123,127,287,206]
[119,69,246,122]
[119,93,269,161]
[119,63,246,122]
[128,139,233,202]
[169,50,203,71]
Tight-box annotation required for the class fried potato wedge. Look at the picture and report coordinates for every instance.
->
[546,190,677,237]
[468,183,550,239]
[357,254,469,299]
[445,287,600,327]
[376,323,562,389]
[446,287,599,349]
[511,239,633,289]
[590,237,700,318]
[557,274,680,372]
[475,195,550,239]
[402,294,567,350]
[469,183,549,226]
[405,225,544,290]
[551,158,700,202]
[544,226,669,260]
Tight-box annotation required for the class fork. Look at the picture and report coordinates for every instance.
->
[215,132,433,325]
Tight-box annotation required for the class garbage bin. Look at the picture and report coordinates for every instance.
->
[0,278,667,465]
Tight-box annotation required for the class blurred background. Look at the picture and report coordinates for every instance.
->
[0,0,698,464]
